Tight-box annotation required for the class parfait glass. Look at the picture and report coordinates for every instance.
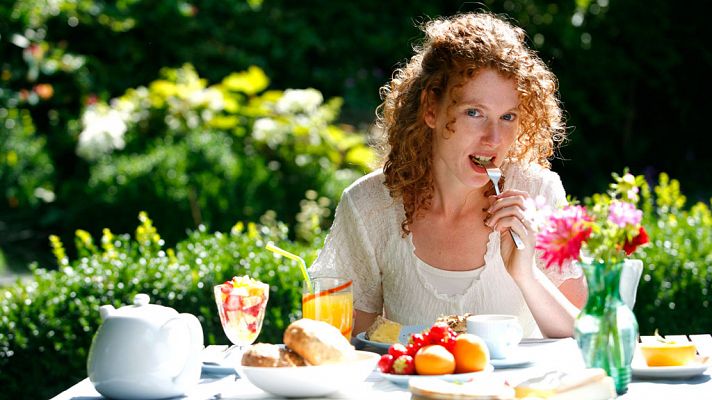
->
[213,278,269,357]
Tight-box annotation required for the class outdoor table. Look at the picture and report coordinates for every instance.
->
[52,335,711,400]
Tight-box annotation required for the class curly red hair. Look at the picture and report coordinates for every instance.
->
[377,12,566,236]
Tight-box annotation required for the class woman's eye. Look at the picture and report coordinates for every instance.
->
[501,113,517,121]
[466,109,481,117]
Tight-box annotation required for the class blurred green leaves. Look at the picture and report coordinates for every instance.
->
[0,108,55,208]
[635,174,712,334]
[75,64,373,242]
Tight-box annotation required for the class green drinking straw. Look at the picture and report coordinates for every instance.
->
[265,242,313,293]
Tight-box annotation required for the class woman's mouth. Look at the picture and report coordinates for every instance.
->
[469,155,494,168]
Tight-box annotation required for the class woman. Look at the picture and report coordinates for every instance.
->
[309,12,586,338]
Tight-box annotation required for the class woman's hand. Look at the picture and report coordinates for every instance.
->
[484,189,538,281]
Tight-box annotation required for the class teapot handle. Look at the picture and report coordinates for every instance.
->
[162,313,204,385]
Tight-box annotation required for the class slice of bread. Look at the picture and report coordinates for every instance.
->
[365,315,402,344]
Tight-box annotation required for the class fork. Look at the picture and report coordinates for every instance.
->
[482,161,525,250]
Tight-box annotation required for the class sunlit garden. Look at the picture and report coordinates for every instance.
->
[1,0,711,398]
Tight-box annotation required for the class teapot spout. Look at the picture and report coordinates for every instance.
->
[99,305,115,320]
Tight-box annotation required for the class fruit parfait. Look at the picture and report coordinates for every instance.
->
[378,322,490,377]
[213,276,269,349]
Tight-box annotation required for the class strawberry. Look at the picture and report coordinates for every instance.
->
[388,343,408,359]
[392,355,415,375]
[224,294,241,311]
[406,342,419,357]
[426,322,450,344]
[377,354,395,373]
[410,333,428,349]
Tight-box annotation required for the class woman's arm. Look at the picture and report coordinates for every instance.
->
[558,275,588,309]
[353,309,379,336]
[511,266,585,338]
[488,189,586,337]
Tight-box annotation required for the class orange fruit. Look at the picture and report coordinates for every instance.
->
[453,334,490,373]
[414,344,456,375]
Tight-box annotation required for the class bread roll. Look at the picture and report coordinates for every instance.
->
[283,318,355,365]
[241,343,306,367]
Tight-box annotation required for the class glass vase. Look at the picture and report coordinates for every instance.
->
[574,259,638,395]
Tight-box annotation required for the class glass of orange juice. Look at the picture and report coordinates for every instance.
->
[302,277,353,340]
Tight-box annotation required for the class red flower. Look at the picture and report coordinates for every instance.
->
[536,205,593,270]
[623,226,649,255]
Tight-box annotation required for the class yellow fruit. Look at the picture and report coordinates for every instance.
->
[453,334,490,373]
[640,342,696,366]
[415,344,456,375]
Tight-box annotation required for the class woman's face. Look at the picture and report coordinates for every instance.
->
[425,68,520,190]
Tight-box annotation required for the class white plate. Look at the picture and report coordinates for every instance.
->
[356,325,429,350]
[631,356,711,379]
[490,352,533,369]
[238,350,380,397]
[380,364,494,387]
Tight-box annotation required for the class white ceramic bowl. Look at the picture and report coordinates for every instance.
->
[238,350,380,397]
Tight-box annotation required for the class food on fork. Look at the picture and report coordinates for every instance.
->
[514,368,615,400]
[365,315,402,343]
[241,343,306,367]
[435,313,473,335]
[283,318,356,365]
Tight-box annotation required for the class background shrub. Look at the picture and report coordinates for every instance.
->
[0,213,319,398]
[3,0,712,272]
[634,174,712,335]
[73,64,373,245]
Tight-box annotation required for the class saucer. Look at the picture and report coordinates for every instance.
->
[489,353,533,369]
[202,362,237,375]
[631,356,710,379]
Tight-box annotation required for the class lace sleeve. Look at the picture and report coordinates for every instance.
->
[532,170,583,287]
[308,190,384,313]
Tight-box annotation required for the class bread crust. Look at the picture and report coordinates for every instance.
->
[241,343,306,367]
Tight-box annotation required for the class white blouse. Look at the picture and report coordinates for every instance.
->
[308,162,581,337]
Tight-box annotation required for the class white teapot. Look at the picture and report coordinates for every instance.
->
[87,294,204,399]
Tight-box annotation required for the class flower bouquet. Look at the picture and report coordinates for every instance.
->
[535,171,650,394]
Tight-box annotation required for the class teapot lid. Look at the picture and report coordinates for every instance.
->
[110,294,178,322]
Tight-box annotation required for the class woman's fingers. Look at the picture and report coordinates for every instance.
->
[487,189,529,214]
[485,190,537,243]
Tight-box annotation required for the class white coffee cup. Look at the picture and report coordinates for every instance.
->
[467,314,523,359]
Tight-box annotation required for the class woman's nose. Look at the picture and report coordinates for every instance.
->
[481,119,501,145]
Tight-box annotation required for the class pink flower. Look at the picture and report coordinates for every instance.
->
[608,201,642,227]
[536,205,593,270]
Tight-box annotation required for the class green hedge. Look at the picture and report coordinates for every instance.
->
[635,174,712,334]
[0,213,320,399]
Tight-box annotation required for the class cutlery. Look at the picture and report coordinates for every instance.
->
[482,160,525,250]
